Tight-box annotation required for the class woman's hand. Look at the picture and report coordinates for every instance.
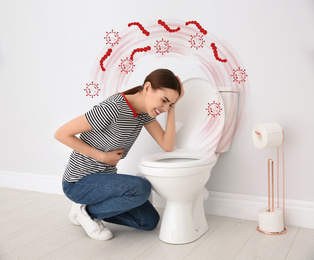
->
[102,149,125,166]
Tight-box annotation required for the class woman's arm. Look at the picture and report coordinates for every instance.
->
[144,106,176,152]
[145,77,184,152]
[54,115,124,165]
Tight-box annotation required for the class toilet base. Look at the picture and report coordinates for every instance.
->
[159,190,209,244]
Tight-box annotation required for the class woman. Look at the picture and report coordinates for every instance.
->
[55,69,183,240]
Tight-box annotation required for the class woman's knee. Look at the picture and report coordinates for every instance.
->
[135,177,151,201]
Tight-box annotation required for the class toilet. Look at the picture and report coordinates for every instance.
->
[138,78,239,244]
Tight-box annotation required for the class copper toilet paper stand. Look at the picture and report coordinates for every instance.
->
[256,130,287,235]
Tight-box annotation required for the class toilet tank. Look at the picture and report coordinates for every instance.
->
[216,88,239,153]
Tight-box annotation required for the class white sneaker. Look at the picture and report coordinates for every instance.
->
[77,205,113,240]
[69,203,81,226]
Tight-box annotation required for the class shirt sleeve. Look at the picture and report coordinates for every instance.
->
[142,113,156,125]
[85,99,120,131]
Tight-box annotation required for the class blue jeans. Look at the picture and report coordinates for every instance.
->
[62,173,160,231]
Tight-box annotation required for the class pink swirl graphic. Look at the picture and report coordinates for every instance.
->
[91,19,249,151]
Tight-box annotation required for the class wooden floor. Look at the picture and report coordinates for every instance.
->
[0,188,313,260]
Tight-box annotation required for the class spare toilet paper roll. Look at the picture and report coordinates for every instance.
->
[252,123,283,149]
[258,208,284,233]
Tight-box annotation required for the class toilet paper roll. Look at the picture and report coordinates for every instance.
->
[258,208,284,233]
[252,123,283,149]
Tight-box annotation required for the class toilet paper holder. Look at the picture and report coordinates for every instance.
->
[254,129,287,235]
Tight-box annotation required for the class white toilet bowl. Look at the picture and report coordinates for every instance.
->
[139,149,218,244]
[139,78,239,244]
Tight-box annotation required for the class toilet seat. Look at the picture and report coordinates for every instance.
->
[140,149,218,170]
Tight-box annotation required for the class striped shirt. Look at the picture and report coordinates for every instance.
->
[63,93,155,182]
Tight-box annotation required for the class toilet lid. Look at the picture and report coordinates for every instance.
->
[175,78,225,152]
[139,149,218,169]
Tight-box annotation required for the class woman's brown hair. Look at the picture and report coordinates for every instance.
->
[123,69,181,96]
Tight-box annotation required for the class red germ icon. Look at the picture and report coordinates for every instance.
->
[185,21,207,35]
[189,33,205,50]
[206,101,223,118]
[128,22,150,36]
[119,57,135,74]
[210,43,227,63]
[84,81,101,98]
[158,19,180,33]
[130,46,151,61]
[154,38,171,55]
[100,48,113,71]
[231,67,248,84]
[104,30,121,46]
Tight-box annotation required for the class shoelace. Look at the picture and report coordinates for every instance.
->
[94,220,105,231]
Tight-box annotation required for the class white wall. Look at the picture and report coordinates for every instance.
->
[0,0,313,205]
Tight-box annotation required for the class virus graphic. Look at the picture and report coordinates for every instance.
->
[84,81,101,98]
[206,101,223,118]
[189,33,205,50]
[104,30,121,46]
[119,57,135,74]
[154,38,171,55]
[231,67,248,84]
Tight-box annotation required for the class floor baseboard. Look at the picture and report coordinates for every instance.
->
[0,170,63,195]
[152,190,314,230]
[1,171,314,229]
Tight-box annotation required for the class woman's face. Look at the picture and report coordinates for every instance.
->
[144,83,179,118]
